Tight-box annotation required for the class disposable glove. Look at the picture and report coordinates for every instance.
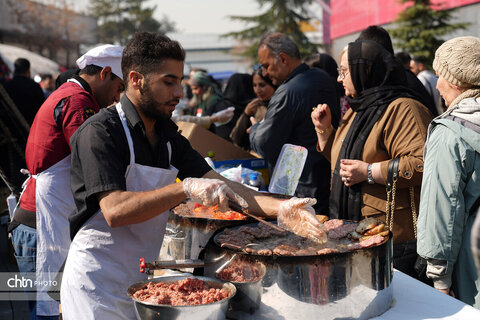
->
[211,106,235,126]
[183,177,247,211]
[278,197,326,243]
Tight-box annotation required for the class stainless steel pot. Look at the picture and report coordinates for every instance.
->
[127,275,237,320]
[202,223,393,320]
[215,260,267,314]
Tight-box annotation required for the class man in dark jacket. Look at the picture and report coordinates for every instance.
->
[250,32,338,213]
[4,58,45,125]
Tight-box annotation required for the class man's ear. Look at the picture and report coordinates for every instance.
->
[99,66,112,80]
[129,71,144,89]
[278,52,289,65]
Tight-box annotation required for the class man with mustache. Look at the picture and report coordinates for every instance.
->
[60,32,320,319]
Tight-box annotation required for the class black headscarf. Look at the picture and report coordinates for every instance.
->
[329,40,419,221]
[221,73,256,114]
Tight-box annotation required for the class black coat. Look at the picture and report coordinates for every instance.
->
[250,64,338,213]
[4,75,45,125]
[405,70,438,117]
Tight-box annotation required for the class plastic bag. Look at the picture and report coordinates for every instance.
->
[183,177,247,210]
[278,197,326,243]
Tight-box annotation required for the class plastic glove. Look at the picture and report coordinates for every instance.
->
[278,197,327,243]
[211,107,235,126]
[183,177,247,211]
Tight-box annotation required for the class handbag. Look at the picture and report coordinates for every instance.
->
[385,158,432,284]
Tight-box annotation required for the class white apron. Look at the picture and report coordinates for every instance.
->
[36,155,74,316]
[36,77,85,316]
[61,102,178,320]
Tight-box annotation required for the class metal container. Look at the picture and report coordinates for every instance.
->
[203,223,393,320]
[127,275,237,320]
[215,260,267,315]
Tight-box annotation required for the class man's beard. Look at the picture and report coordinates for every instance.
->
[138,82,171,121]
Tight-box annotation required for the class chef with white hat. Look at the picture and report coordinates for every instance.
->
[9,43,125,319]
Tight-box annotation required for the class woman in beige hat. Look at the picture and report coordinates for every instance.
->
[417,36,480,308]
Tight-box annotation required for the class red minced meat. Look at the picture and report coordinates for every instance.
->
[132,278,231,306]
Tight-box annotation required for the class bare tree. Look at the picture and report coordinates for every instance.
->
[6,0,89,65]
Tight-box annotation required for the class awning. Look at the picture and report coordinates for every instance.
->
[0,44,62,77]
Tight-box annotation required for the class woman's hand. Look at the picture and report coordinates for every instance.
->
[311,103,332,131]
[246,116,258,134]
[436,288,456,297]
[244,98,261,116]
[339,159,369,187]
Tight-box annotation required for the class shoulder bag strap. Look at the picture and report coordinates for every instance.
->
[386,157,418,237]
[385,158,400,231]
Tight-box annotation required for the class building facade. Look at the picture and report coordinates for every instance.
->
[329,0,480,60]
[168,33,254,83]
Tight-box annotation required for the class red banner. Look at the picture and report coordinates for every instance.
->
[330,0,480,39]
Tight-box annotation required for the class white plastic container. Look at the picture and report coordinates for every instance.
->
[268,144,308,196]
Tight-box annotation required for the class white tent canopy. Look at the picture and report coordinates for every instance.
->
[0,44,61,78]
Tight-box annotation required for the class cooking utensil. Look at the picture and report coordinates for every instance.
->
[139,252,228,274]
[139,258,209,274]
[127,275,236,320]
[227,199,287,233]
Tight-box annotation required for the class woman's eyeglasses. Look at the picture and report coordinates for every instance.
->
[337,67,349,80]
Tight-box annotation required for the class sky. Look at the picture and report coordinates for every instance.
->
[152,0,262,34]
[74,0,262,34]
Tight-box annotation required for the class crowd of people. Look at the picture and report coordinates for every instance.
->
[1,24,480,319]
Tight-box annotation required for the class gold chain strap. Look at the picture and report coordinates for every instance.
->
[386,186,392,230]
[385,175,397,231]
[385,174,418,237]
[409,186,418,238]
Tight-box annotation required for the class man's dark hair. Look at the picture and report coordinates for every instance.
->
[395,51,412,70]
[79,64,117,80]
[14,58,30,75]
[40,73,53,81]
[122,32,186,86]
[304,53,339,79]
[79,65,103,76]
[258,32,300,60]
[55,68,80,89]
[357,25,394,54]
[411,55,427,65]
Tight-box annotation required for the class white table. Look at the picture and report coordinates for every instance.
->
[373,270,480,320]
[154,269,480,320]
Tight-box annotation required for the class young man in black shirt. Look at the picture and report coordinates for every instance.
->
[61,32,322,319]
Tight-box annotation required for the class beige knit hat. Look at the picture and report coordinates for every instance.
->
[433,36,480,88]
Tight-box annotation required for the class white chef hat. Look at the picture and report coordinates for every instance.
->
[76,44,124,80]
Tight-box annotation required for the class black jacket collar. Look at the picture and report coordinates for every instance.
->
[72,74,93,96]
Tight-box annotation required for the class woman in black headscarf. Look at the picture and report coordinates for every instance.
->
[230,67,277,150]
[311,40,433,277]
